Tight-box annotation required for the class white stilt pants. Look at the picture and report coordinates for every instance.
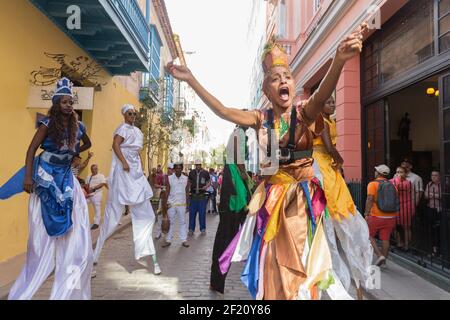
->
[87,192,102,225]
[93,198,155,263]
[166,206,187,242]
[8,180,93,300]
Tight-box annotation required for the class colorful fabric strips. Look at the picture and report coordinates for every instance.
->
[219,169,330,299]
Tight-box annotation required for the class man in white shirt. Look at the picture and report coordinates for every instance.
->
[163,163,189,248]
[86,164,108,230]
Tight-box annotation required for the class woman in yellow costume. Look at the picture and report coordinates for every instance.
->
[312,96,373,300]
[166,24,368,300]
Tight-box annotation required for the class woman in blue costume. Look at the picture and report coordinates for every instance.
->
[0,78,94,299]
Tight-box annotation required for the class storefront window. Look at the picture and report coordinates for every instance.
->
[439,0,450,53]
[445,143,450,176]
[362,41,380,95]
[380,0,434,82]
[446,177,450,194]
[365,101,386,180]
[445,74,450,105]
[440,0,450,16]
[363,0,435,95]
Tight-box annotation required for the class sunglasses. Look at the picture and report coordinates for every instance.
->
[127,112,137,116]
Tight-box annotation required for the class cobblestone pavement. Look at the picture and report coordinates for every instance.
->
[33,213,251,300]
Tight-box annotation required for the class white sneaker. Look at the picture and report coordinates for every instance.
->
[375,255,386,267]
[153,263,161,275]
[91,269,97,278]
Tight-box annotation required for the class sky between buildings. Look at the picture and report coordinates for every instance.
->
[165,0,254,147]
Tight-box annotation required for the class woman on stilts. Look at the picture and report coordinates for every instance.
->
[210,124,254,294]
[167,23,368,300]
[93,104,161,275]
[311,96,373,300]
[0,78,94,300]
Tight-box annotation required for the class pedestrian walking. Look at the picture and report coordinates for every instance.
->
[157,163,174,239]
[86,164,108,230]
[187,160,210,235]
[365,165,399,269]
[210,125,254,294]
[163,163,190,248]
[0,77,93,299]
[93,104,161,275]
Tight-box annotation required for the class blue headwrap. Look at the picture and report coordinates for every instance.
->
[52,77,74,104]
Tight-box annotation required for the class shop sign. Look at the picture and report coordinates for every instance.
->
[27,85,94,110]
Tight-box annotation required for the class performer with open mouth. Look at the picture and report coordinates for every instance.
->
[167,23,368,300]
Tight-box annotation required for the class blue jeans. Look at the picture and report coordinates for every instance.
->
[189,198,207,232]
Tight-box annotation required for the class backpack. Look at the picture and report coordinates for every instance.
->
[375,180,400,213]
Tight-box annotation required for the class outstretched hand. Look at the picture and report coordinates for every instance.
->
[336,23,368,63]
[165,61,194,83]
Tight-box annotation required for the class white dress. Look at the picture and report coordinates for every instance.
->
[93,123,156,263]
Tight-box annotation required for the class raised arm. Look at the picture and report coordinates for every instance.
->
[305,23,367,120]
[166,62,260,129]
[24,125,48,193]
[78,151,93,173]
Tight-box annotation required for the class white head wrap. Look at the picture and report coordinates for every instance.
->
[121,104,136,115]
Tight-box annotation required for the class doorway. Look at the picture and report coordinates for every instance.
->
[386,74,441,182]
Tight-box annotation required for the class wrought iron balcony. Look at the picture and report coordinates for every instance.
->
[30,0,150,75]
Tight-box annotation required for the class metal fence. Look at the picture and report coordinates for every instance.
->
[347,179,450,277]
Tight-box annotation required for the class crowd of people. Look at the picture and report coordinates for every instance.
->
[365,160,442,269]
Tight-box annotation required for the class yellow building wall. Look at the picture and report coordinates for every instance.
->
[0,1,141,262]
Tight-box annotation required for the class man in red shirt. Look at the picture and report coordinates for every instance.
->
[155,164,164,188]
[365,165,398,268]
[155,164,174,240]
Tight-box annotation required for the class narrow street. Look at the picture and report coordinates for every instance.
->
[15,209,450,301]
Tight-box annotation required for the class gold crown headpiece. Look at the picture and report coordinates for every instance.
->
[261,37,289,74]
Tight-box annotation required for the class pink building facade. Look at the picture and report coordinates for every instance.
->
[262,0,450,268]
[268,0,412,181]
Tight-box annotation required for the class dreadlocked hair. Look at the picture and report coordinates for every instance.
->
[47,96,79,151]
